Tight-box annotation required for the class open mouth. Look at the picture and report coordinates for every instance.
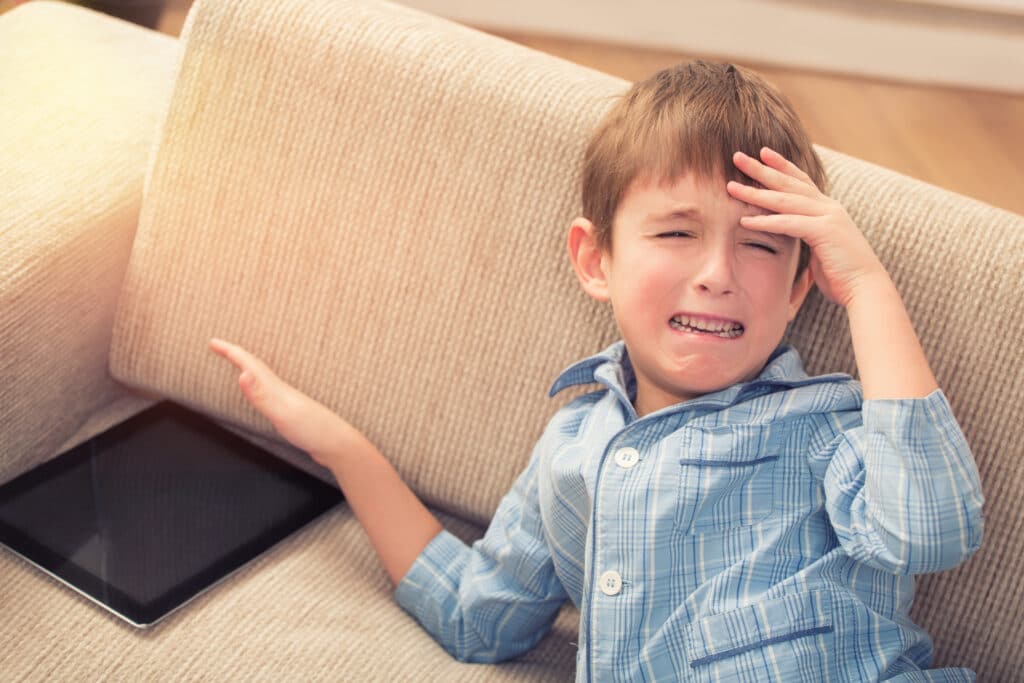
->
[669,314,744,339]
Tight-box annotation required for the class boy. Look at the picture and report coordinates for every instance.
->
[209,61,984,681]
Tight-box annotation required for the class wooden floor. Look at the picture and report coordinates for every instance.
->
[158,4,1023,217]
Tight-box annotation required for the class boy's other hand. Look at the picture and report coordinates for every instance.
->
[212,337,445,586]
[209,338,349,468]
[727,148,888,308]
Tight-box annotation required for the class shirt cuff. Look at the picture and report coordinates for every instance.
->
[860,388,971,459]
[394,529,470,621]
[860,386,948,423]
[855,387,984,571]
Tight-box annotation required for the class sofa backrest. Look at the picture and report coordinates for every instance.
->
[110,0,626,520]
[108,0,1023,677]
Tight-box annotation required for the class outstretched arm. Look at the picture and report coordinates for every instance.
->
[209,338,442,586]
[727,148,938,400]
[209,339,567,661]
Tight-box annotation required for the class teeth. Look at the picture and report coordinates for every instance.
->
[670,315,743,338]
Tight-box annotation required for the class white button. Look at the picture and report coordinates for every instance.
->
[599,570,622,596]
[614,447,640,469]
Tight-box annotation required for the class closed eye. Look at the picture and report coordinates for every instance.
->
[745,242,778,254]
[657,231,696,239]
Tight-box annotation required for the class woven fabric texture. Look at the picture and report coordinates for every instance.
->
[0,2,177,485]
[16,0,1017,679]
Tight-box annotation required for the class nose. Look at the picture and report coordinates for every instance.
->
[693,243,736,296]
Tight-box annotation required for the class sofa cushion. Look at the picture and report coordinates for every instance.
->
[2,511,581,679]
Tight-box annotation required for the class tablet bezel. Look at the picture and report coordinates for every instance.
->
[0,400,342,628]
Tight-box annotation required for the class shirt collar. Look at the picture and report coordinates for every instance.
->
[549,341,854,418]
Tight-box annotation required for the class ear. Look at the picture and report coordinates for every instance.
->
[787,261,815,321]
[567,217,610,302]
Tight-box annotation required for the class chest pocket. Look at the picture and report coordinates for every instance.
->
[674,424,783,534]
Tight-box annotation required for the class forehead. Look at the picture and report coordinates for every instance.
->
[618,171,771,222]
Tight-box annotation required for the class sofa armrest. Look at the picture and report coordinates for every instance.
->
[0,2,178,484]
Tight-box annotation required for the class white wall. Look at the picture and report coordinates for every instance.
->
[397,0,1024,93]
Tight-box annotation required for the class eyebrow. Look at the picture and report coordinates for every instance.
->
[648,207,702,222]
[742,227,785,243]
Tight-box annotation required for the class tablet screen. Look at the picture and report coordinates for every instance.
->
[0,401,342,627]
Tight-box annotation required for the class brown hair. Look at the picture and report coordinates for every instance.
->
[581,60,825,277]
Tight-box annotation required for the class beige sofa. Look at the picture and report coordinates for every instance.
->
[2,0,1022,679]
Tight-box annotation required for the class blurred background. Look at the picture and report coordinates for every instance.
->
[4,0,1021,215]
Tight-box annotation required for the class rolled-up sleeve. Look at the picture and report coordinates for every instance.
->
[818,389,984,575]
[393,453,568,663]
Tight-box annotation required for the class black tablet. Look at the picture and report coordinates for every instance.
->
[0,400,342,628]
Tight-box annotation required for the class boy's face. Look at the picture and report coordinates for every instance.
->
[569,171,813,417]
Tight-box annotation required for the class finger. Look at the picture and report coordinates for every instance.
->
[209,337,232,355]
[209,338,274,375]
[733,151,815,196]
[209,337,243,365]
[738,212,819,241]
[726,181,820,216]
[758,147,816,187]
[210,338,253,364]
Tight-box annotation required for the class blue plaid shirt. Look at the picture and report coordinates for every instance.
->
[395,342,984,681]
